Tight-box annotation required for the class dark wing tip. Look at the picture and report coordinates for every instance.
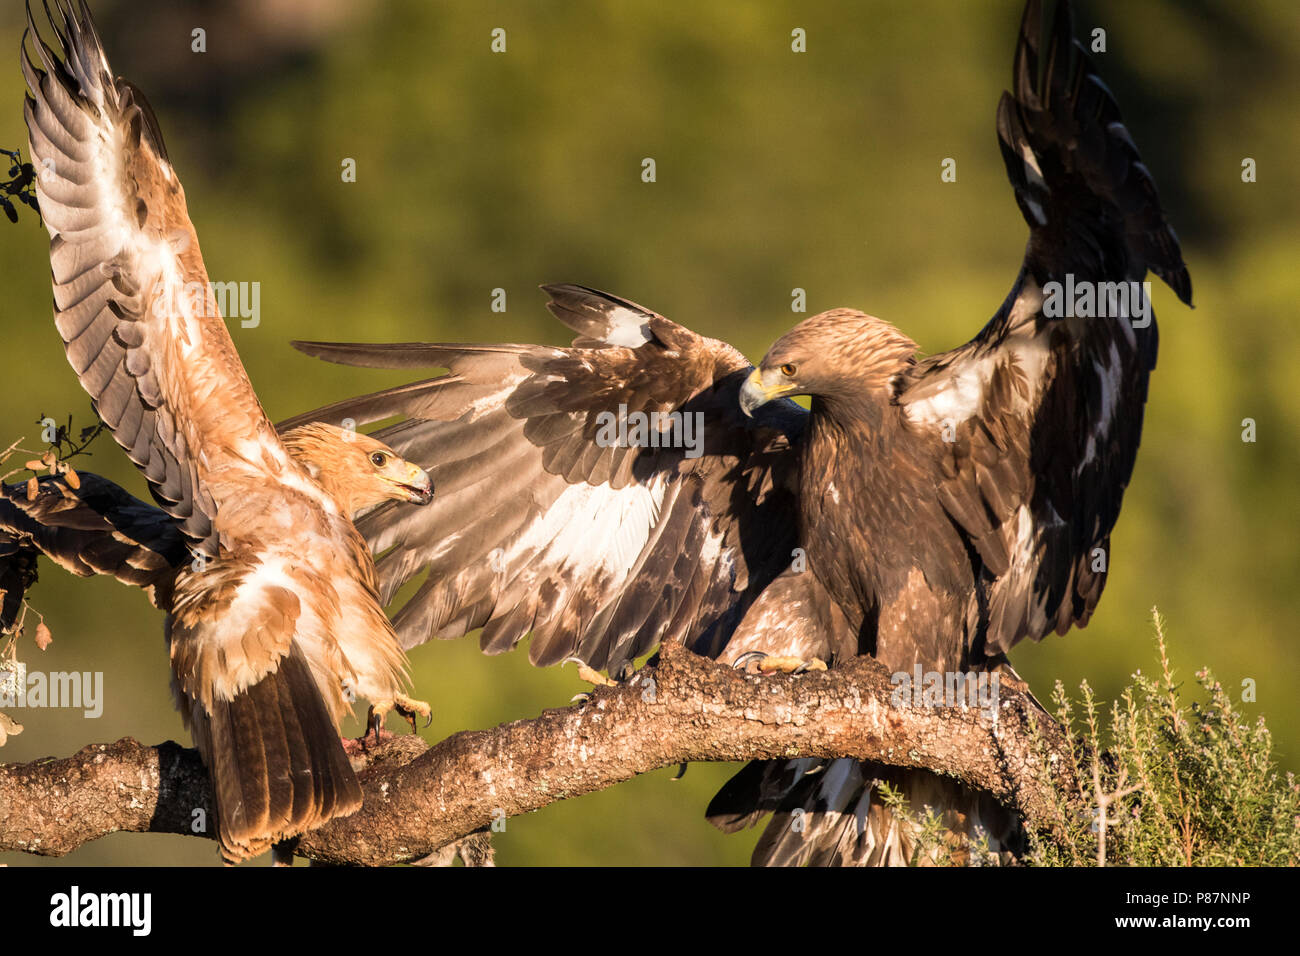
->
[1000,0,1192,304]
[290,339,397,366]
[26,0,107,95]
[540,282,658,318]
[1013,0,1045,107]
[290,340,449,369]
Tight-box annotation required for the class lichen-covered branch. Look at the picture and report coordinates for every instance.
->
[0,642,1075,865]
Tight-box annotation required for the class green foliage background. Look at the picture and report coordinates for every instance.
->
[0,0,1296,865]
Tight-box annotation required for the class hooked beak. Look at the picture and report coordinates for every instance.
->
[392,464,434,506]
[739,368,795,418]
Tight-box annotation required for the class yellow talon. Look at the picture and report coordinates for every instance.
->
[369,694,432,737]
[734,653,828,675]
[564,656,616,687]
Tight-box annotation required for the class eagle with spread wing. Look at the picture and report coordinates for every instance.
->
[19,0,433,862]
[6,0,1191,865]
[279,0,1191,863]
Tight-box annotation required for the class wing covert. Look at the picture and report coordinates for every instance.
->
[287,285,806,670]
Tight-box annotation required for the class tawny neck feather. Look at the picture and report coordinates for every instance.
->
[279,423,370,515]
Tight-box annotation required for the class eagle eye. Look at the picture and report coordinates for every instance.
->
[369,452,388,467]
[780,363,797,377]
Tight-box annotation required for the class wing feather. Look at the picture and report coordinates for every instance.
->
[0,472,187,609]
[288,285,805,671]
[896,0,1190,653]
[23,0,300,552]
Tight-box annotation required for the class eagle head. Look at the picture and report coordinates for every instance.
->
[741,309,918,417]
[280,422,434,514]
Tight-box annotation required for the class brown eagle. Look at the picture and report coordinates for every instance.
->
[279,0,1192,863]
[4,0,1192,864]
[19,0,433,862]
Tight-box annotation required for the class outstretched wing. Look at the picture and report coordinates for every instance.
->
[22,1,295,554]
[896,0,1192,654]
[286,285,806,670]
[23,2,374,860]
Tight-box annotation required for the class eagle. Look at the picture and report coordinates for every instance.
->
[278,0,1192,863]
[19,0,434,862]
[4,0,1192,865]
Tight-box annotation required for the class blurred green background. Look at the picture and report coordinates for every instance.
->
[1,0,1297,866]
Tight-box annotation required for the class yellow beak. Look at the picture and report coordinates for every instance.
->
[739,368,795,417]
[386,462,434,505]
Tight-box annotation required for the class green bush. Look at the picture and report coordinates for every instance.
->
[882,610,1299,867]
[1029,609,1299,866]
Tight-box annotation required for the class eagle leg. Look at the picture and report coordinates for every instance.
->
[563,656,617,687]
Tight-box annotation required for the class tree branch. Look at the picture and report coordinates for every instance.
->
[0,642,1076,865]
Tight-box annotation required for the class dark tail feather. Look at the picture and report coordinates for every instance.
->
[190,645,361,863]
[708,758,1024,867]
[706,758,812,833]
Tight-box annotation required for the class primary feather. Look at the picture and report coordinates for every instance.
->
[21,0,430,862]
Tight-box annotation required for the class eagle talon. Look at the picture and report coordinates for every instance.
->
[363,706,384,745]
[395,695,433,734]
[792,660,827,675]
[732,651,768,670]
[732,652,827,675]
[564,656,616,687]
[369,694,433,737]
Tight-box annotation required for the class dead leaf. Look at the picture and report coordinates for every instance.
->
[34,621,52,650]
[0,710,22,746]
[23,459,43,471]
[63,466,80,489]
[25,476,38,501]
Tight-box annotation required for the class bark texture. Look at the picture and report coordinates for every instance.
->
[0,643,1075,864]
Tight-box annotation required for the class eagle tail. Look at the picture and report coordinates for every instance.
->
[187,645,362,863]
[707,758,1023,867]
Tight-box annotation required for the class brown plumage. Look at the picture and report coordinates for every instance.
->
[20,1,433,862]
[714,0,1192,863]
[1,432,431,864]
[12,0,1191,865]
[0,470,187,614]
[282,300,806,671]
[280,0,1190,865]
